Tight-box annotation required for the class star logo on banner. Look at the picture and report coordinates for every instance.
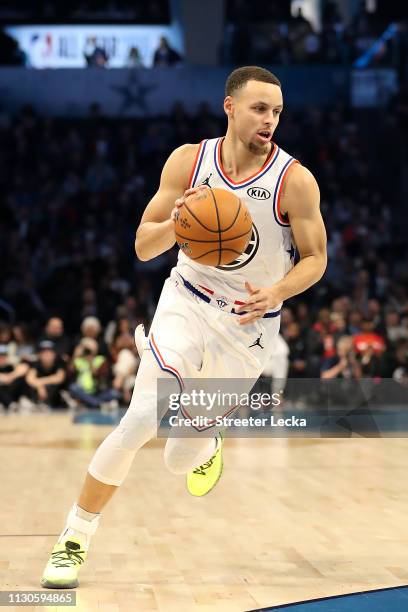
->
[111,73,156,116]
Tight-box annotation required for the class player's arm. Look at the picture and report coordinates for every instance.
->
[135,144,199,262]
[237,164,327,325]
[272,163,327,300]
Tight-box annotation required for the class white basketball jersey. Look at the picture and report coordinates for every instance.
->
[174,137,298,311]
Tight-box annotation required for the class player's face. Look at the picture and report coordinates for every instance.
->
[225,80,283,154]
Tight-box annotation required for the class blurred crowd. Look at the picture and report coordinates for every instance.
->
[0,1,170,24]
[224,1,407,67]
[83,35,182,68]
[1,0,407,68]
[0,315,138,412]
[0,89,407,411]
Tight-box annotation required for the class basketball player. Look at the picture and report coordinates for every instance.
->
[41,66,326,588]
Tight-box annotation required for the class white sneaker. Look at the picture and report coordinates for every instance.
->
[61,390,79,412]
[41,536,87,589]
[100,399,119,415]
[18,396,36,414]
[37,402,51,413]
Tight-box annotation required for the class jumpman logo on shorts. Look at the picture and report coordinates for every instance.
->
[249,333,264,349]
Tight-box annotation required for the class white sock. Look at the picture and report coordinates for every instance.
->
[76,505,100,522]
[58,503,100,549]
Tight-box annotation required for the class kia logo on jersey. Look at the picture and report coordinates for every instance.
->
[217,223,259,271]
[247,186,271,200]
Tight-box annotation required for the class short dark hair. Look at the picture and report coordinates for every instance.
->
[225,66,281,97]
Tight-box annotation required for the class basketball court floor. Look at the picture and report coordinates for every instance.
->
[0,413,407,611]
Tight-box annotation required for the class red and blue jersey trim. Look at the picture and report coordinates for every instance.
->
[181,276,281,318]
[188,140,208,188]
[149,331,236,432]
[179,401,239,431]
[149,333,184,392]
[273,158,299,227]
[214,137,280,190]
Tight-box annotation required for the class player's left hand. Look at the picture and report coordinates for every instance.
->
[236,281,281,325]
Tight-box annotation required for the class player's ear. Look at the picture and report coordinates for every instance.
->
[224,96,234,118]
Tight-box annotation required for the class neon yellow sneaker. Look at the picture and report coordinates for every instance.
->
[41,537,87,589]
[187,435,224,496]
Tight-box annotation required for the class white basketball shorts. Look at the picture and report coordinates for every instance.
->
[147,270,281,430]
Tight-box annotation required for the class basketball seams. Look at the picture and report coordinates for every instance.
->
[176,187,253,266]
[192,248,243,261]
[218,198,242,232]
[183,201,219,233]
[179,189,247,233]
[175,228,254,243]
[208,188,222,267]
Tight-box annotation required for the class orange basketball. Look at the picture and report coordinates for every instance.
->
[174,188,253,266]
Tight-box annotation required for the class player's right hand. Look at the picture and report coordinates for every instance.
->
[170,185,207,222]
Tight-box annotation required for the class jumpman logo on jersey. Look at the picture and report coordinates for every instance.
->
[201,173,213,187]
[249,333,264,349]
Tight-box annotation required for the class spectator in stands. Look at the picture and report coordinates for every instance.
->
[352,317,386,355]
[348,309,363,335]
[289,12,315,63]
[321,336,362,379]
[388,340,408,384]
[79,316,108,356]
[12,323,35,362]
[358,343,383,377]
[42,317,71,359]
[68,337,120,409]
[284,321,308,378]
[126,46,144,67]
[295,302,311,334]
[330,311,348,341]
[24,340,66,409]
[153,36,182,66]
[0,344,29,410]
[83,36,109,68]
[384,310,408,345]
[0,322,16,364]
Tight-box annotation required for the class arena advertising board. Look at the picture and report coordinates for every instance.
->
[5,24,184,68]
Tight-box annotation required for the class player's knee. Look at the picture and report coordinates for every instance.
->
[116,394,158,450]
[115,423,154,451]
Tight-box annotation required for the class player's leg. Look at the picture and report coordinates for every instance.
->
[42,278,204,588]
[184,312,281,496]
[41,346,179,589]
[165,431,224,496]
[164,435,217,474]
[141,275,224,485]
